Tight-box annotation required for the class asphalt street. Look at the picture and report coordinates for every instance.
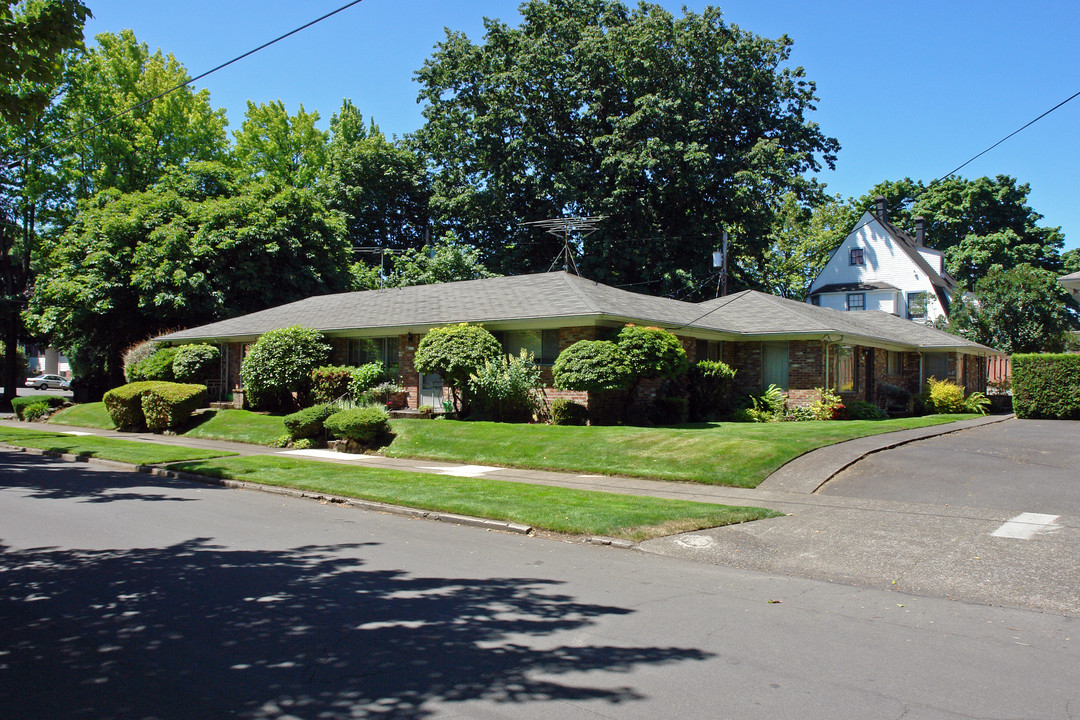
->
[2,449,1078,720]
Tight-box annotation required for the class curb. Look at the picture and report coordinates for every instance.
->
[4,444,536,537]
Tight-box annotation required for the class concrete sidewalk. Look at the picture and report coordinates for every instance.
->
[0,413,1011,513]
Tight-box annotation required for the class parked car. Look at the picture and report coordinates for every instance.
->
[24,374,70,390]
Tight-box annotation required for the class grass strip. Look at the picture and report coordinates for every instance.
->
[4,433,237,465]
[181,409,286,445]
[0,426,73,441]
[48,402,116,429]
[170,455,781,540]
[386,415,980,488]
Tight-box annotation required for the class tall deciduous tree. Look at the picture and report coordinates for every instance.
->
[30,162,351,383]
[60,29,228,203]
[757,192,856,299]
[233,100,327,188]
[323,100,430,250]
[413,0,838,296]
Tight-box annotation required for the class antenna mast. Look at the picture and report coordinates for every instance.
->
[521,216,605,275]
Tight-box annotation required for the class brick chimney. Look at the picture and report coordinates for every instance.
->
[914,216,926,247]
[874,195,887,221]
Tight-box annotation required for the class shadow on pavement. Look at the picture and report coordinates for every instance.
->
[0,537,713,718]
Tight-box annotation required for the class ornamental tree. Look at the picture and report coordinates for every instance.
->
[414,323,502,413]
[552,340,630,393]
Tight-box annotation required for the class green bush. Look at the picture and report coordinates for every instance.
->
[141,383,206,432]
[415,323,502,413]
[127,346,180,382]
[11,395,65,420]
[782,405,816,422]
[686,360,736,421]
[103,381,159,430]
[747,384,787,422]
[553,340,630,392]
[617,325,688,380]
[348,362,390,398]
[283,404,337,440]
[1012,353,1080,419]
[875,382,912,416]
[809,387,843,420]
[469,349,544,422]
[550,397,588,426]
[847,400,886,420]
[311,365,356,405]
[324,406,391,444]
[963,391,990,415]
[924,377,966,414]
[104,381,206,432]
[359,381,404,407]
[172,344,220,382]
[122,339,159,382]
[240,326,331,410]
[22,401,52,421]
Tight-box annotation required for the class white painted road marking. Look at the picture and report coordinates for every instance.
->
[991,513,1060,539]
[417,465,500,478]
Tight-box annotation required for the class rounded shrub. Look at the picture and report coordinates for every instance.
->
[172,344,220,382]
[240,326,331,410]
[127,346,180,382]
[283,404,337,440]
[550,397,588,426]
[122,339,159,382]
[415,323,502,411]
[11,395,65,420]
[552,340,630,392]
[617,325,688,381]
[846,399,886,420]
[687,360,736,420]
[324,406,391,445]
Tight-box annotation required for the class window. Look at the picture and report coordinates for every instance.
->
[847,293,865,311]
[810,295,821,306]
[887,351,902,376]
[907,291,928,320]
[695,339,722,362]
[348,337,399,372]
[849,248,864,265]
[924,352,949,382]
[833,345,856,393]
[498,329,559,365]
[762,342,789,391]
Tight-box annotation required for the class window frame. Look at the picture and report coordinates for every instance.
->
[846,293,866,311]
[849,247,864,266]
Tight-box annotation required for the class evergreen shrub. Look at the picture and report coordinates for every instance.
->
[324,406,391,444]
[172,344,220,382]
[311,365,356,404]
[283,404,337,439]
[1012,353,1080,419]
[550,397,588,426]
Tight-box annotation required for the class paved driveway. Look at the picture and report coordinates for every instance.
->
[820,418,1080,516]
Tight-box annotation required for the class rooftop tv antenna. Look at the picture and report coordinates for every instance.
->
[521,216,605,275]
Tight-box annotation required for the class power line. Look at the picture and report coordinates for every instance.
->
[937,88,1080,181]
[11,0,368,167]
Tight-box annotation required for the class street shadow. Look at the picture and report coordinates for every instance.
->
[0,449,201,503]
[0,538,712,718]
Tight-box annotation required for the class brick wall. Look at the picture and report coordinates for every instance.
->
[398,333,419,408]
[328,338,348,366]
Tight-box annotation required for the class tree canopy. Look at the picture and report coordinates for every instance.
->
[413,0,838,296]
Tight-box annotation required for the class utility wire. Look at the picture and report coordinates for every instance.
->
[11,0,367,167]
[936,88,1080,181]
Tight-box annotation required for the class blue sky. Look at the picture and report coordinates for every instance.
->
[84,0,1080,252]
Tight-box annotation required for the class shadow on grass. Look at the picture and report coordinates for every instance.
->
[0,537,713,719]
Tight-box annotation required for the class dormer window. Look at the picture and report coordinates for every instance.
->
[849,248,864,266]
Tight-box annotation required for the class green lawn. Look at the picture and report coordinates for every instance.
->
[386,415,979,488]
[182,409,286,445]
[1,428,236,465]
[49,402,116,429]
[170,455,780,540]
[49,403,286,445]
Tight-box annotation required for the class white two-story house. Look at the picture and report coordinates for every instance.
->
[807,196,957,324]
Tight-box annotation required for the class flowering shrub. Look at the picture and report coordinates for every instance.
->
[469,349,544,423]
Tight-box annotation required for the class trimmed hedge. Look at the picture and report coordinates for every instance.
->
[550,397,588,426]
[103,381,207,432]
[11,395,66,420]
[324,406,391,444]
[172,344,220,382]
[283,404,337,440]
[1012,353,1080,419]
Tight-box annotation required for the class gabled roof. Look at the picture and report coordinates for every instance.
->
[159,271,998,355]
[869,210,956,312]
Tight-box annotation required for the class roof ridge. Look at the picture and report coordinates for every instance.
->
[558,272,604,313]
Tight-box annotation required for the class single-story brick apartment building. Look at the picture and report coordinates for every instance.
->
[157,271,997,411]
